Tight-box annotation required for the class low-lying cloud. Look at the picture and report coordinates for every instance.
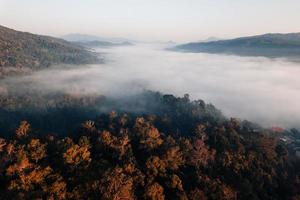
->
[1,43,300,128]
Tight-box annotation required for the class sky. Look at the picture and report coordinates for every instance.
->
[1,0,300,42]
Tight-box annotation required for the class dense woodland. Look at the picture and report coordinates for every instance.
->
[173,33,300,59]
[0,91,299,200]
[0,25,100,77]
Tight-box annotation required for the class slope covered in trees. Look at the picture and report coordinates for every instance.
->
[0,91,299,200]
[173,33,300,59]
[0,25,100,77]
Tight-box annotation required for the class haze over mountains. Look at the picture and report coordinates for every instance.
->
[74,40,134,48]
[173,32,300,59]
[62,33,132,43]
[62,34,135,48]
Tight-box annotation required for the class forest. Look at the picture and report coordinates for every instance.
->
[0,91,299,200]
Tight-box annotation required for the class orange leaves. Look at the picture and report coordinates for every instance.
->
[15,121,30,138]
[0,110,299,199]
[6,151,53,193]
[63,143,91,166]
[6,156,32,176]
[8,165,52,191]
[168,174,184,191]
[134,117,164,151]
[189,139,215,167]
[100,130,114,146]
[144,182,165,200]
[146,156,166,177]
[99,166,136,200]
[27,139,46,162]
[48,176,67,200]
[139,127,163,151]
[99,130,131,160]
[163,146,184,170]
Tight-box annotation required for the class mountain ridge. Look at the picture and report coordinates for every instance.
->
[173,32,300,58]
[0,25,100,76]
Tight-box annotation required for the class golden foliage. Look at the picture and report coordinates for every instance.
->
[27,139,46,162]
[15,120,30,138]
[6,156,32,176]
[100,167,135,200]
[146,156,166,177]
[47,175,67,200]
[140,127,163,150]
[190,139,215,167]
[163,146,184,170]
[63,143,91,166]
[144,182,165,200]
[100,130,131,159]
[168,174,184,191]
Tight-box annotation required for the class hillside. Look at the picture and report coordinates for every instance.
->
[0,91,299,199]
[0,26,100,76]
[173,33,300,58]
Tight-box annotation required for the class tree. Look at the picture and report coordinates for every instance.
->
[144,182,165,200]
[63,138,91,167]
[27,139,46,162]
[15,121,30,138]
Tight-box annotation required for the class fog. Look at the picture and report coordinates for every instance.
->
[1,43,300,128]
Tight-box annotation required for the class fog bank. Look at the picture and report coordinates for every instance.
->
[1,43,300,128]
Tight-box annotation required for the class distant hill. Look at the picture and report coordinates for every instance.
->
[173,33,300,59]
[62,33,132,43]
[0,25,100,76]
[75,40,134,48]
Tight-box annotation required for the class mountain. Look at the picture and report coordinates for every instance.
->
[173,33,300,58]
[75,40,134,48]
[62,33,132,43]
[0,25,100,76]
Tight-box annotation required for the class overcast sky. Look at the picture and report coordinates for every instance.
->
[1,0,300,42]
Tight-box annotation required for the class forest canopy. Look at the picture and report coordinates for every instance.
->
[0,91,299,200]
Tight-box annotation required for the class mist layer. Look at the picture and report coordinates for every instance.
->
[1,43,300,128]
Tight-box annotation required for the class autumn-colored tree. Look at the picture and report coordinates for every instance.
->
[146,156,166,178]
[163,146,184,170]
[0,93,299,200]
[139,127,163,151]
[144,182,165,200]
[63,137,91,167]
[27,139,46,162]
[99,165,144,200]
[15,121,30,138]
[99,130,131,160]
